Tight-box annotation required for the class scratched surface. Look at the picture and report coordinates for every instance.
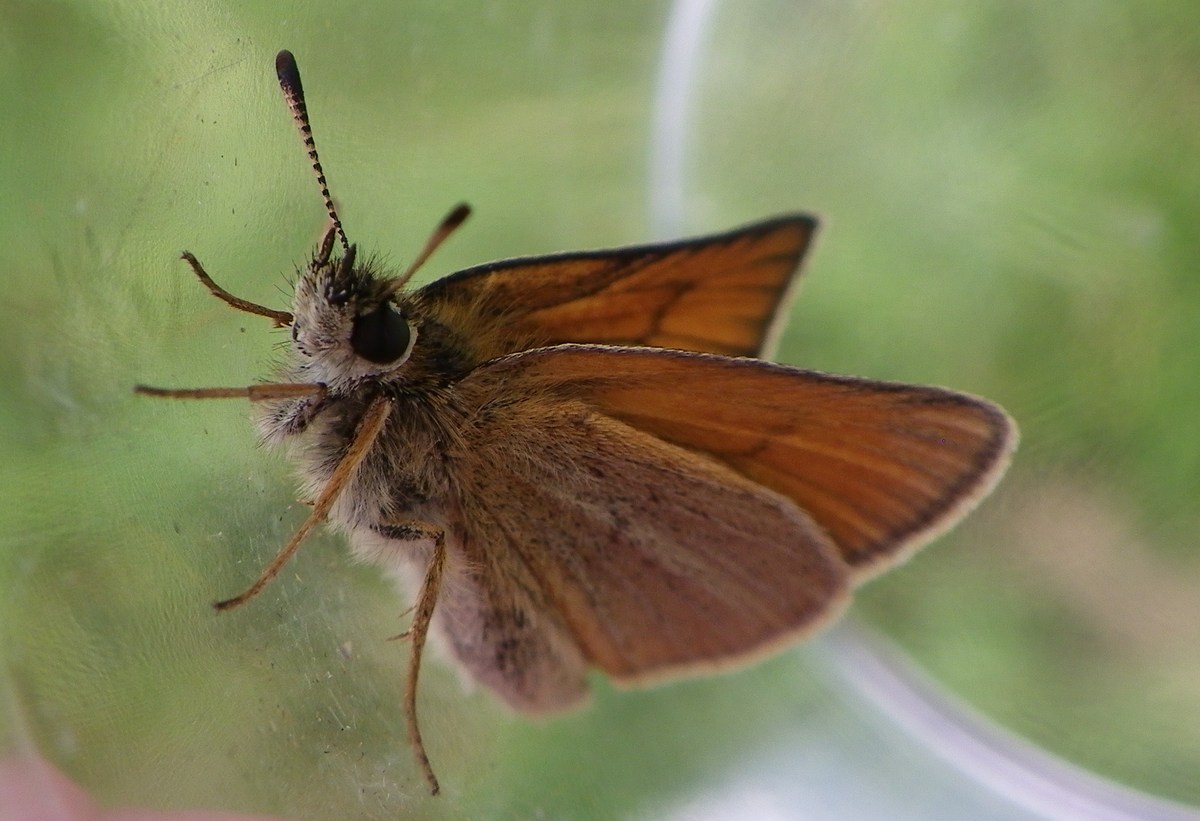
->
[1,1,1199,818]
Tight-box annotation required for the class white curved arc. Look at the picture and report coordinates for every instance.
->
[648,0,719,238]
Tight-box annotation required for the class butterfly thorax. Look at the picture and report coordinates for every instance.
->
[254,247,490,531]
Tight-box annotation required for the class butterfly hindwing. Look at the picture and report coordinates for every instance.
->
[434,365,850,703]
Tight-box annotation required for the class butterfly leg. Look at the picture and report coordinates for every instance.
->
[210,396,392,611]
[180,251,294,326]
[377,521,448,796]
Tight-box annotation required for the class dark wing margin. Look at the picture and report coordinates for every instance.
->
[419,215,817,360]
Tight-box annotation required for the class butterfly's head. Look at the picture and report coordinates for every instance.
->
[290,225,418,385]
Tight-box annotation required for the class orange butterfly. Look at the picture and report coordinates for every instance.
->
[137,50,1016,795]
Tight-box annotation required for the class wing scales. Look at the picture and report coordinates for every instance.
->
[473,346,1016,578]
[420,216,816,359]
[437,384,850,705]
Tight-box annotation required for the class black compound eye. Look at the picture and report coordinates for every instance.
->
[350,303,412,364]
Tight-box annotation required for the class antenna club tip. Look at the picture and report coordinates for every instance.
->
[276,49,296,72]
[276,49,302,91]
[447,203,472,228]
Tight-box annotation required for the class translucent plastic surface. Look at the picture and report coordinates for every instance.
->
[2,2,1199,818]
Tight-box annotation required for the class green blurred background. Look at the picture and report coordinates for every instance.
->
[2,1,1198,818]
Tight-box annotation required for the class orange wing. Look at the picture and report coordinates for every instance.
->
[443,370,850,701]
[468,345,1016,580]
[420,215,816,360]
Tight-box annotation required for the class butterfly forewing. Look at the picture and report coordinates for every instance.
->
[421,215,816,361]
[471,345,1016,580]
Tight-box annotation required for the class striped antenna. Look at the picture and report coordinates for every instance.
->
[380,203,472,299]
[276,50,349,254]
